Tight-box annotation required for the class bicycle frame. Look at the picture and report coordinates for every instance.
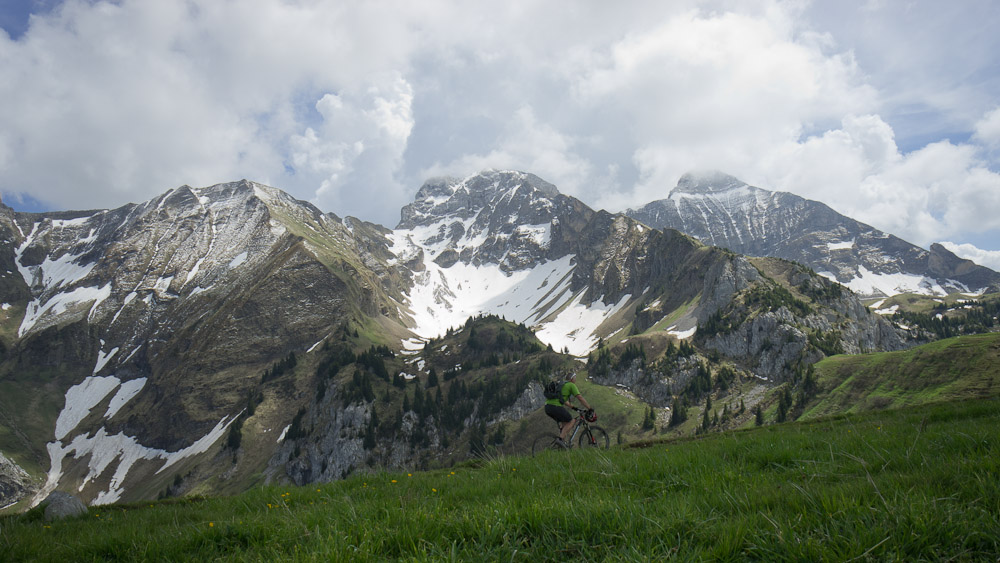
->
[532,408,609,454]
[558,408,603,448]
[564,413,590,446]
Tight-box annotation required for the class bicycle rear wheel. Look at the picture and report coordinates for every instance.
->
[532,434,565,455]
[578,426,609,449]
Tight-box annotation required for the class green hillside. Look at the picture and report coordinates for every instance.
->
[804,332,1000,418]
[4,398,998,561]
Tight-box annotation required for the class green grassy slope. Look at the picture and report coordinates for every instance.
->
[4,398,998,561]
[805,332,1000,419]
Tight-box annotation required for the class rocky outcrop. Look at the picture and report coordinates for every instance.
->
[0,452,36,509]
[267,397,370,486]
[40,491,88,521]
[699,261,909,380]
[704,308,816,380]
[489,382,547,425]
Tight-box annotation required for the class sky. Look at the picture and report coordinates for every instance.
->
[1,0,999,269]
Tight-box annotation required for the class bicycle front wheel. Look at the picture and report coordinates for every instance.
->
[578,426,609,449]
[531,434,565,455]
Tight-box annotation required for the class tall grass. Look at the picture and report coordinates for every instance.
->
[4,398,999,561]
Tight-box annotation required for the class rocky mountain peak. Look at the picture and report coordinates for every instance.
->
[673,171,748,196]
[397,170,560,230]
[629,172,1000,298]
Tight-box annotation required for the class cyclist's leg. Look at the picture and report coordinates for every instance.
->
[546,404,574,441]
[561,417,579,441]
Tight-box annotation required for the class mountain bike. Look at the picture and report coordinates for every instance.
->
[532,407,609,454]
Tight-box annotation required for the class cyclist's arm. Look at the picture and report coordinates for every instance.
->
[575,394,592,411]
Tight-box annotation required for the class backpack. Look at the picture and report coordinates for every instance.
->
[543,379,563,401]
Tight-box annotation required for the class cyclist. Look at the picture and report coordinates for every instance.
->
[544,372,594,446]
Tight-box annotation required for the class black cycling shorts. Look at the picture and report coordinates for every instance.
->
[545,404,573,423]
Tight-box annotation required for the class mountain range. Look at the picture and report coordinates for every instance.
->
[0,169,987,510]
[626,171,1000,300]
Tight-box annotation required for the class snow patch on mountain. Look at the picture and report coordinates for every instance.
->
[535,292,632,356]
[229,251,248,268]
[393,206,626,354]
[93,346,119,375]
[55,376,121,440]
[515,223,551,247]
[667,325,698,339]
[399,251,577,340]
[34,414,234,506]
[827,239,855,251]
[14,219,109,336]
[104,378,147,419]
[36,374,233,506]
[18,283,111,337]
[819,265,948,297]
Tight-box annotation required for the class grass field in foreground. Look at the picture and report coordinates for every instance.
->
[3,398,999,561]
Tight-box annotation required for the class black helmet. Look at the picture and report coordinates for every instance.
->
[584,409,597,422]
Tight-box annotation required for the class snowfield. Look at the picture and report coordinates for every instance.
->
[819,265,951,297]
[391,223,632,357]
[33,374,233,507]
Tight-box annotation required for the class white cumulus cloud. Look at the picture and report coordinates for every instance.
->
[0,0,997,250]
[974,107,1000,147]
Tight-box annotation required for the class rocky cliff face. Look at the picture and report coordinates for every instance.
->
[698,258,908,380]
[626,172,1000,298]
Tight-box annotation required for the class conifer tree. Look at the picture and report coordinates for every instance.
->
[669,397,688,427]
[642,406,656,431]
[777,386,792,423]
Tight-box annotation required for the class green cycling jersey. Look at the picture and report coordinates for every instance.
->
[545,381,581,407]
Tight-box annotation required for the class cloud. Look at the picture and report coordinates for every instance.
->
[0,0,998,253]
[974,107,1000,147]
[567,7,876,207]
[419,106,614,205]
[753,114,1000,248]
[290,73,415,223]
[0,0,425,224]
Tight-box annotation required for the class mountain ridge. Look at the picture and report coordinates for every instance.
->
[626,171,1000,298]
[0,170,936,510]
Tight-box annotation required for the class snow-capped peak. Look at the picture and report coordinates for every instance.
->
[397,170,560,230]
[672,170,748,195]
